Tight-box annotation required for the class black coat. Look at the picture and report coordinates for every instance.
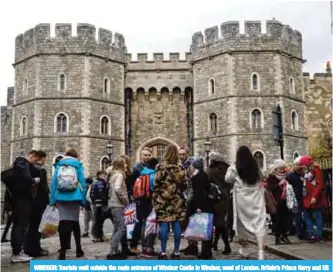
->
[31,163,50,206]
[188,170,214,217]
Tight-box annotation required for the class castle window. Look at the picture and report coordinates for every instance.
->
[293,152,299,161]
[253,150,265,170]
[209,113,217,134]
[289,77,295,94]
[58,74,66,91]
[291,110,299,130]
[251,73,260,91]
[208,78,215,95]
[250,109,263,128]
[104,78,110,94]
[156,144,165,162]
[23,79,28,94]
[20,116,27,136]
[54,112,69,133]
[100,156,110,171]
[100,116,111,135]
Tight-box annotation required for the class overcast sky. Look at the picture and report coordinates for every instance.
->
[0,0,331,106]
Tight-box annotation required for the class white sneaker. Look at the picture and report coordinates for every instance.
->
[11,252,33,263]
[238,247,250,258]
[258,250,265,260]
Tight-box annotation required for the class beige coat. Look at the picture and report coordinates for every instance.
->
[225,165,266,239]
[108,170,129,208]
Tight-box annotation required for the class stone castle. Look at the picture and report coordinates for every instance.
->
[1,19,330,176]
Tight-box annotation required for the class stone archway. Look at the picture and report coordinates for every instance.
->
[135,137,180,162]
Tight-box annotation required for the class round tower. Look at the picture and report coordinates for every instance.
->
[190,20,307,167]
[12,23,127,175]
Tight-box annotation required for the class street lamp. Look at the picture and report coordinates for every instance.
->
[106,139,114,164]
[204,137,212,167]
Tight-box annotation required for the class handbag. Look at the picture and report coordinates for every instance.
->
[264,188,276,214]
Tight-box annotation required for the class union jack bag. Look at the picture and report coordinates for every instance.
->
[123,203,138,225]
[144,209,157,238]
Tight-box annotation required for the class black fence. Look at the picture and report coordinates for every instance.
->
[323,168,332,229]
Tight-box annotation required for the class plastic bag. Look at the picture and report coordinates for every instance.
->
[144,210,157,238]
[184,212,213,241]
[39,205,59,238]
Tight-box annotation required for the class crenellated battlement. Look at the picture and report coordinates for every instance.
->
[15,23,127,63]
[190,20,303,61]
[125,52,191,63]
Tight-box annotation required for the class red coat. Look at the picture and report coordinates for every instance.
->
[303,165,328,209]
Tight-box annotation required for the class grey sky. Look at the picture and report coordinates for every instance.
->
[0,0,331,106]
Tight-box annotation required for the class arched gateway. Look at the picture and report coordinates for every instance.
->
[135,137,180,162]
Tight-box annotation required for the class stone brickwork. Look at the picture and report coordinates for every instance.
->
[0,19,317,177]
[304,72,332,151]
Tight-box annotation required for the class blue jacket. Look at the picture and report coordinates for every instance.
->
[140,167,156,192]
[50,157,87,206]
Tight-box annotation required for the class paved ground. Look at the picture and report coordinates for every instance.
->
[0,212,283,271]
[252,234,332,260]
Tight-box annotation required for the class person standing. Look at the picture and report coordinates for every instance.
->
[206,152,231,255]
[187,157,215,260]
[24,150,50,257]
[152,144,187,260]
[225,145,266,260]
[107,157,129,260]
[82,178,94,237]
[50,148,87,260]
[128,148,152,253]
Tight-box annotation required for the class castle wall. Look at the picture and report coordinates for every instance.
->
[304,73,332,151]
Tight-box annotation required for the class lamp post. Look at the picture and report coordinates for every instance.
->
[204,137,212,167]
[106,139,114,164]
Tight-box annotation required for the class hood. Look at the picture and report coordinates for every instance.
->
[56,156,83,169]
[141,167,156,175]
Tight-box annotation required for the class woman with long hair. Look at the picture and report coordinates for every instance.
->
[152,144,187,260]
[106,157,129,260]
[50,148,86,260]
[225,145,266,260]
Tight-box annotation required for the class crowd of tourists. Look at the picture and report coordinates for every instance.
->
[1,144,328,263]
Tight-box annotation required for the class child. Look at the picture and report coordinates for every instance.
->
[90,171,110,242]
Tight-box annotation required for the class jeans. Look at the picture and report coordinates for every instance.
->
[83,209,94,234]
[293,204,303,237]
[159,221,181,254]
[130,219,142,249]
[110,207,126,254]
[141,219,155,252]
[303,208,323,238]
[92,205,106,239]
[11,198,32,255]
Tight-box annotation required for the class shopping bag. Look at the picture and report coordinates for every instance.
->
[123,203,138,225]
[38,205,59,238]
[184,212,213,241]
[144,210,157,238]
[126,223,135,240]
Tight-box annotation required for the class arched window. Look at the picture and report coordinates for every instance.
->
[251,73,260,91]
[251,109,263,128]
[209,113,217,134]
[208,78,215,95]
[23,78,28,93]
[100,156,110,171]
[289,77,295,94]
[104,78,110,93]
[20,117,27,136]
[291,111,299,130]
[293,152,299,161]
[55,113,69,133]
[253,150,265,170]
[100,116,111,135]
[59,74,66,91]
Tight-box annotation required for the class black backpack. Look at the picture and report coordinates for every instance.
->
[1,163,22,191]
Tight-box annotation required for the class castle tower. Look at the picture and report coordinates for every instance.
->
[190,20,308,167]
[12,23,127,175]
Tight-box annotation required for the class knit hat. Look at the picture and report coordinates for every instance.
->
[192,157,204,170]
[209,152,224,163]
[299,156,313,167]
[273,159,286,169]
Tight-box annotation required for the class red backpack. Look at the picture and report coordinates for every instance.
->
[133,174,151,200]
